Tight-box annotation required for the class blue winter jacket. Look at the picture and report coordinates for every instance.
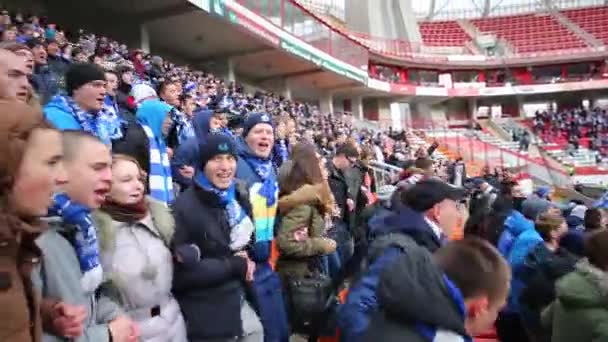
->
[44,96,82,130]
[337,204,441,342]
[497,210,543,313]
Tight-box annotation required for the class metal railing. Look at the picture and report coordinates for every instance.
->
[368,160,403,187]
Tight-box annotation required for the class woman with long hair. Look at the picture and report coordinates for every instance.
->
[93,154,187,341]
[278,143,337,282]
[276,142,337,279]
[0,101,66,341]
[276,142,337,336]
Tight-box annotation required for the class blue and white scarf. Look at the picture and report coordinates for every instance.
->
[170,108,196,145]
[48,193,103,293]
[141,124,174,204]
[242,154,277,207]
[195,172,254,251]
[415,275,473,342]
[273,139,289,168]
[52,94,123,145]
[103,95,119,118]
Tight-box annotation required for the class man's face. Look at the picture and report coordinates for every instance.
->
[72,80,107,112]
[209,115,223,130]
[466,290,508,336]
[74,52,87,63]
[182,98,196,117]
[105,72,118,96]
[15,49,34,76]
[92,55,103,66]
[32,45,47,64]
[431,199,462,237]
[2,28,16,41]
[46,42,59,56]
[62,139,112,209]
[204,154,236,190]
[332,154,351,171]
[0,51,30,103]
[161,83,180,106]
[245,123,274,159]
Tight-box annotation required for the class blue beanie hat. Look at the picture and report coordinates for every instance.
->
[199,134,236,169]
[535,186,551,199]
[242,112,273,137]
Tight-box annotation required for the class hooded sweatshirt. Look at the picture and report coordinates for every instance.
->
[136,99,174,204]
[363,244,471,342]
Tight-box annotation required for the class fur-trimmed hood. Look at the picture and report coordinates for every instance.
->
[278,183,325,213]
[93,196,175,252]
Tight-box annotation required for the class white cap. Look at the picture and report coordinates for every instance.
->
[131,83,157,106]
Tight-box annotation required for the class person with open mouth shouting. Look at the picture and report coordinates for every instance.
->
[235,112,289,342]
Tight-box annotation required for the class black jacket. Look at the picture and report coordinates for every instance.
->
[362,242,469,342]
[111,115,150,177]
[171,182,252,340]
[326,161,352,227]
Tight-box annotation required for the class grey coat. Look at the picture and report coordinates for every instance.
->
[33,219,122,342]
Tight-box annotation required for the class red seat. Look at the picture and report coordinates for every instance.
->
[418,20,470,47]
[562,6,608,45]
[470,13,587,53]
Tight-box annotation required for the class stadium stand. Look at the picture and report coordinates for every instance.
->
[470,13,587,53]
[561,5,608,45]
[418,20,471,47]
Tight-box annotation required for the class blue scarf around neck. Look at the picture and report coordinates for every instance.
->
[195,171,236,207]
[51,94,123,145]
[195,171,254,251]
[47,193,103,293]
[239,142,277,207]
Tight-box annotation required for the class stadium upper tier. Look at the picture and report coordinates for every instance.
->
[413,7,608,55]
[469,13,587,53]
[418,20,470,48]
[302,2,608,58]
[562,6,608,45]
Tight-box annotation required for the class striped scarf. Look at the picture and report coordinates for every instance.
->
[195,172,254,251]
[141,124,174,204]
[50,94,123,145]
[48,193,103,293]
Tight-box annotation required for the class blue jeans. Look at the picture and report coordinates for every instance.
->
[322,251,342,279]
[328,222,354,276]
[252,263,290,342]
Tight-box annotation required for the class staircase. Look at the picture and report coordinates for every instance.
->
[551,9,604,47]
[457,19,488,55]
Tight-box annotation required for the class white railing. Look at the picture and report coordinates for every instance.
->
[368,160,402,187]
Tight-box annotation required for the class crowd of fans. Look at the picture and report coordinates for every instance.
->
[533,107,608,157]
[3,9,608,342]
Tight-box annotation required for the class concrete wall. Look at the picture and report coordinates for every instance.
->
[345,0,421,42]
